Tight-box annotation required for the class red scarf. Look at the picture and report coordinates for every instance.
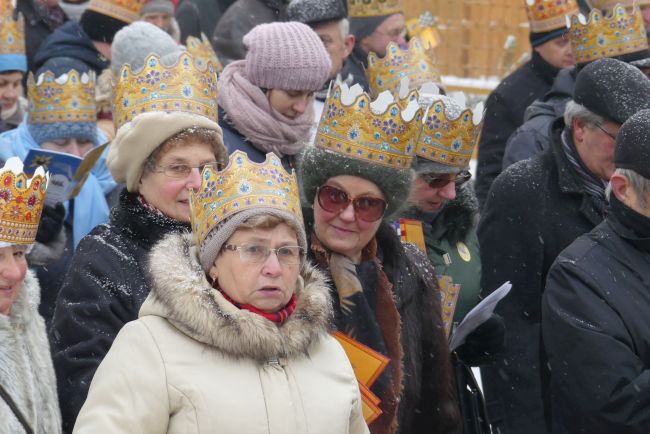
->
[215,285,297,325]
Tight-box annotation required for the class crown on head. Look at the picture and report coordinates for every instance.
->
[87,0,144,23]
[0,0,25,58]
[0,157,49,245]
[589,0,637,10]
[367,38,442,97]
[417,98,484,168]
[186,33,223,73]
[27,70,96,126]
[569,5,648,64]
[113,52,219,130]
[315,83,423,169]
[525,0,579,32]
[347,0,402,18]
[190,150,303,247]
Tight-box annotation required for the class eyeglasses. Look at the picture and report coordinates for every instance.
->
[147,161,220,179]
[594,123,618,141]
[373,28,407,40]
[421,171,472,189]
[317,185,387,222]
[223,244,304,266]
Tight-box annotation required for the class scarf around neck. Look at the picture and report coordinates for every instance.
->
[215,283,297,325]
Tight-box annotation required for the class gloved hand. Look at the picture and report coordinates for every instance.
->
[35,203,66,244]
[456,313,506,366]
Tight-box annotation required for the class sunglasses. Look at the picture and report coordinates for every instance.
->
[422,171,472,189]
[317,185,387,222]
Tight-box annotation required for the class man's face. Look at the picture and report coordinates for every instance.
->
[141,12,171,31]
[0,72,23,112]
[313,20,354,79]
[534,35,574,69]
[359,13,406,57]
[573,118,620,180]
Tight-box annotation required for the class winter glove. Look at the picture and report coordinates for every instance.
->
[35,203,66,245]
[456,313,506,366]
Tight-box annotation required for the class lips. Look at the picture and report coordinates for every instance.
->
[258,286,283,297]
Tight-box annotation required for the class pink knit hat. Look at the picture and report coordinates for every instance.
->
[243,21,332,91]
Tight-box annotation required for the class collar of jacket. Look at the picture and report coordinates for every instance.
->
[607,194,650,253]
[530,50,561,86]
[350,44,369,69]
[142,232,333,362]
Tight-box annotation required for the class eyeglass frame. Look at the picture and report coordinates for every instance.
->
[420,171,472,189]
[316,185,388,222]
[222,244,305,266]
[372,27,407,41]
[594,123,618,141]
[145,161,221,179]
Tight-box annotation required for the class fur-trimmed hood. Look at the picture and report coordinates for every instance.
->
[142,232,333,362]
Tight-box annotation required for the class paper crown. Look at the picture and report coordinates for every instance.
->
[588,0,639,10]
[525,0,579,33]
[87,0,144,23]
[27,70,97,126]
[347,0,402,18]
[568,5,649,64]
[113,52,219,130]
[367,38,442,97]
[190,150,303,247]
[186,33,223,73]
[315,83,423,169]
[0,0,26,69]
[0,157,49,245]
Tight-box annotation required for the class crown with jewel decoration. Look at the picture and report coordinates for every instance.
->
[525,0,579,32]
[27,70,96,126]
[367,37,442,97]
[113,52,219,130]
[189,150,302,247]
[315,83,423,169]
[0,157,49,246]
[186,33,223,73]
[87,0,144,23]
[347,0,402,18]
[0,0,26,68]
[568,5,648,64]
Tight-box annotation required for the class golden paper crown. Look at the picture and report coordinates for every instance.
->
[588,0,638,10]
[0,157,48,245]
[87,0,144,23]
[367,38,442,97]
[0,0,25,58]
[315,83,423,169]
[186,33,223,73]
[190,150,303,246]
[27,70,96,125]
[113,52,219,130]
[569,5,649,64]
[526,0,579,32]
[416,99,484,168]
[347,0,402,18]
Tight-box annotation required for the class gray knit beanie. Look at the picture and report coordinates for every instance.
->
[140,0,174,16]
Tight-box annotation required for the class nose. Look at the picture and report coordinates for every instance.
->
[438,181,457,201]
[66,139,84,157]
[4,86,18,101]
[338,202,356,222]
[186,167,202,190]
[395,33,407,46]
[292,97,309,115]
[261,251,283,277]
[1,256,23,282]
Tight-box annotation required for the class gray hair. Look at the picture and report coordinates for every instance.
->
[339,18,350,40]
[606,168,650,208]
[564,100,605,133]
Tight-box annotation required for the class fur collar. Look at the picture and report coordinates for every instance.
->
[143,233,333,362]
[436,183,479,244]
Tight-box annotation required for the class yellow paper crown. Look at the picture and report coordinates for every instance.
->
[87,0,143,23]
[526,0,579,32]
[186,33,223,73]
[367,38,442,97]
[113,52,219,130]
[0,0,25,58]
[589,0,638,10]
[569,5,649,64]
[416,99,484,168]
[0,157,49,245]
[347,0,402,18]
[190,150,303,247]
[27,70,96,125]
[315,83,423,169]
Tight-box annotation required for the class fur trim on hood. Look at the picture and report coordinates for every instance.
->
[440,183,479,244]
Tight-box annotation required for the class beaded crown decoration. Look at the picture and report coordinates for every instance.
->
[86,0,144,23]
[27,70,96,126]
[0,157,49,245]
[568,5,648,64]
[367,38,442,97]
[347,0,402,18]
[525,0,579,32]
[315,83,423,170]
[190,150,302,247]
[113,52,219,130]
[186,33,223,73]
[0,0,25,58]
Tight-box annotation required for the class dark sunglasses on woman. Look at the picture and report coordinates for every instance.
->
[316,185,387,222]
[421,171,472,189]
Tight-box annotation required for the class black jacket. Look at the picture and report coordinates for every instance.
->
[341,45,370,92]
[542,197,650,434]
[49,190,190,432]
[477,120,605,434]
[474,52,559,209]
[16,0,68,73]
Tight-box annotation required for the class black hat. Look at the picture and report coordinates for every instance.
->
[287,0,347,26]
[573,58,650,125]
[80,9,129,43]
[615,109,650,179]
[529,28,568,48]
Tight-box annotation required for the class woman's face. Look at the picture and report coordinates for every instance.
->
[0,72,23,112]
[312,175,384,263]
[209,223,301,314]
[138,140,216,222]
[267,89,314,119]
[41,137,94,158]
[0,245,28,315]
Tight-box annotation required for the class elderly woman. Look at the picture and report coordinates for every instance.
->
[217,21,331,170]
[48,51,227,432]
[0,157,61,433]
[73,151,368,434]
[298,84,461,434]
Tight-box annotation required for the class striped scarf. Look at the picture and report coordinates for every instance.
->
[216,285,297,325]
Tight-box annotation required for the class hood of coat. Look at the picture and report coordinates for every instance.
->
[142,232,333,362]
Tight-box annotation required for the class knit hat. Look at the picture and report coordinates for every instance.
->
[573,58,650,125]
[287,0,347,25]
[242,22,331,91]
[526,0,578,47]
[614,109,650,179]
[140,0,173,16]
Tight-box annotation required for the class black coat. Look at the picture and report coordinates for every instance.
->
[477,121,605,434]
[341,45,370,92]
[474,52,559,209]
[16,0,68,73]
[542,198,650,434]
[49,190,190,432]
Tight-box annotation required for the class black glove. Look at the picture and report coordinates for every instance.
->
[35,203,66,244]
[456,313,506,366]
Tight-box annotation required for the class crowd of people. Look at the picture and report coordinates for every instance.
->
[0,0,649,433]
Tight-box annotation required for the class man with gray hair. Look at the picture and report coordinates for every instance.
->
[478,57,650,434]
[542,108,650,434]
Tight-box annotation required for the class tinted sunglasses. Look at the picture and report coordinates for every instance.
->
[317,185,387,222]
[422,171,472,189]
